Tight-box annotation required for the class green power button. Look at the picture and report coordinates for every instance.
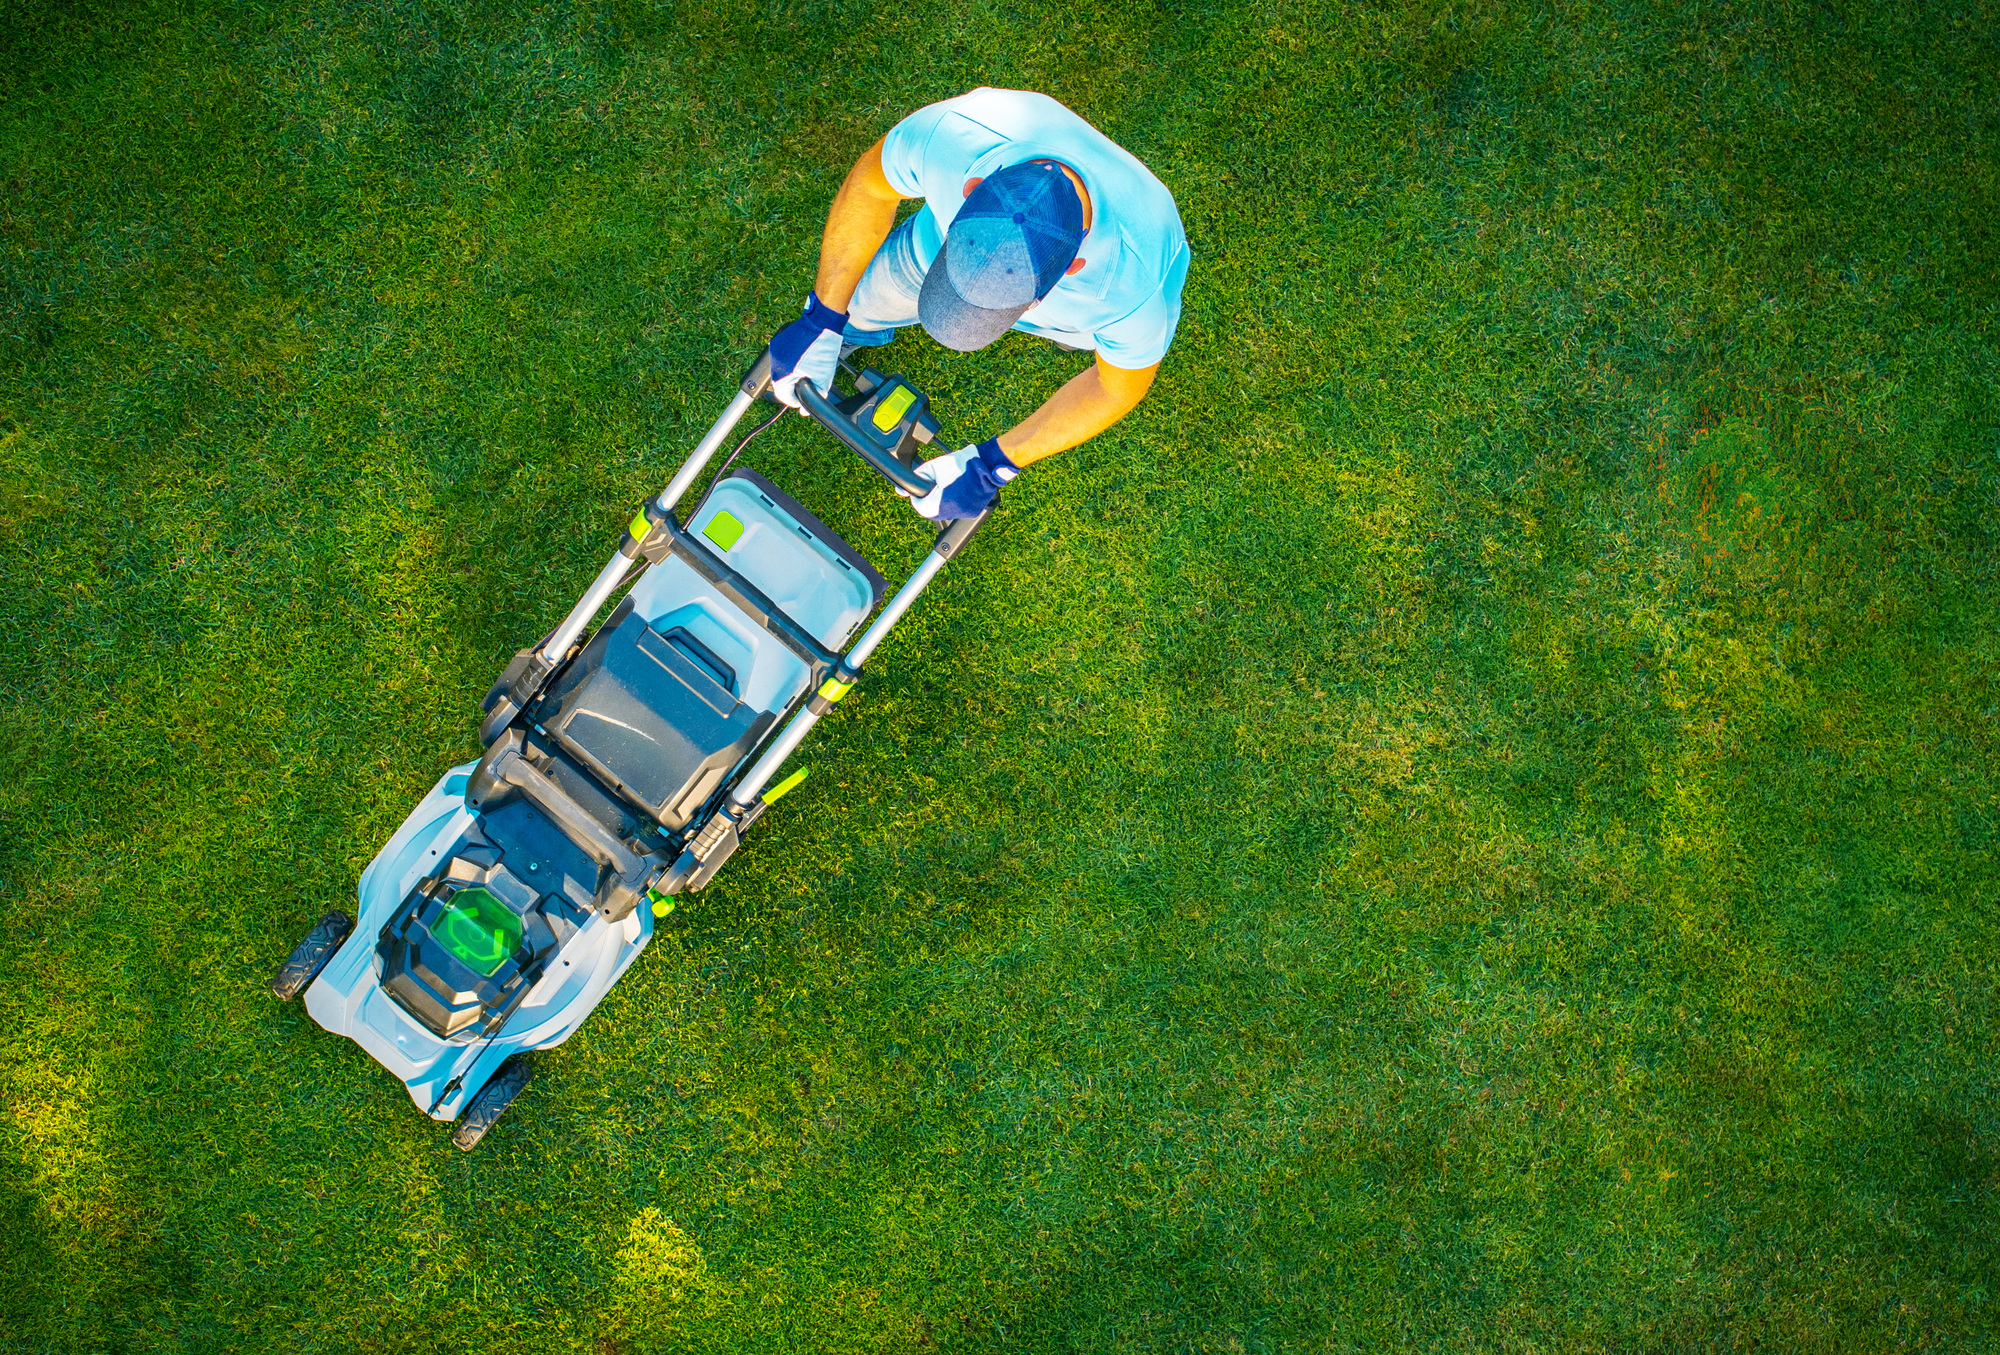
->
[871,384,917,432]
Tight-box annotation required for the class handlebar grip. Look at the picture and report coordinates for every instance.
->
[796,382,937,497]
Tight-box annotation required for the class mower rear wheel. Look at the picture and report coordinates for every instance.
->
[452,1057,532,1152]
[270,911,354,1001]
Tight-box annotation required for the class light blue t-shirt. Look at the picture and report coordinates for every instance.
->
[880,88,1191,369]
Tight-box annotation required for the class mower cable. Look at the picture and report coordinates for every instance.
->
[543,411,783,709]
[426,980,537,1117]
[690,404,786,519]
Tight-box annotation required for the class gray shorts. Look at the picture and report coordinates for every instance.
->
[842,216,929,348]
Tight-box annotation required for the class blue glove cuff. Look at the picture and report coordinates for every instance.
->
[800,290,848,331]
[973,437,1020,483]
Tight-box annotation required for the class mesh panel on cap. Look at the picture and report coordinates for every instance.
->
[951,161,1084,300]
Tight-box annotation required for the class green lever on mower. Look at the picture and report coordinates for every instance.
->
[762,768,809,805]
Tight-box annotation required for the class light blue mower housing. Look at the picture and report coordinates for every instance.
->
[306,761,657,1117]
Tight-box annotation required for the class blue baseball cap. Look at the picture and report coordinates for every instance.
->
[919,160,1085,352]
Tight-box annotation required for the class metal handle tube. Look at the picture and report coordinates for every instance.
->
[536,391,756,667]
[725,704,826,810]
[537,549,633,666]
[845,548,949,667]
[724,547,953,808]
[655,389,756,514]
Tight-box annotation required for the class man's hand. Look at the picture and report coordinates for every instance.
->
[909,439,1019,520]
[903,358,1157,520]
[767,291,847,409]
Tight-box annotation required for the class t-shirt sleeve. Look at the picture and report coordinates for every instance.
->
[1093,243,1190,369]
[879,104,950,198]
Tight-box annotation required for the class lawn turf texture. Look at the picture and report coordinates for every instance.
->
[2,0,1998,1349]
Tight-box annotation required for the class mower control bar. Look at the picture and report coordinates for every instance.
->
[796,383,937,498]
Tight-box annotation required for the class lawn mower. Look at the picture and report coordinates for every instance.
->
[270,351,982,1149]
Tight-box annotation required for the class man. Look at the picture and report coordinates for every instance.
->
[765,88,1191,521]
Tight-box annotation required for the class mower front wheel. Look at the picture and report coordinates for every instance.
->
[452,1057,532,1152]
[270,911,353,1001]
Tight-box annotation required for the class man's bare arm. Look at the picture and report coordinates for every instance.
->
[814,138,906,311]
[995,355,1158,466]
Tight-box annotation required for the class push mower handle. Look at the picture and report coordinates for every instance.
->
[796,381,937,498]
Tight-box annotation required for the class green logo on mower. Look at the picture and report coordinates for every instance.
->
[435,887,524,976]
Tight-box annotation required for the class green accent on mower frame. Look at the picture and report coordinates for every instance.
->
[702,510,745,551]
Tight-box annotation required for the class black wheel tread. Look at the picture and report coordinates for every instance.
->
[451,1058,532,1151]
[269,910,354,1001]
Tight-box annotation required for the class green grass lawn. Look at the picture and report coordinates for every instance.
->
[2,0,1996,1349]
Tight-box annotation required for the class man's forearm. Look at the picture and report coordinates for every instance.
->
[813,138,903,312]
[995,356,1158,466]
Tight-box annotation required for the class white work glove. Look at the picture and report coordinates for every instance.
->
[909,438,1019,520]
[767,291,846,409]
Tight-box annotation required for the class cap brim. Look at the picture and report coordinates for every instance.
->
[918,241,1032,353]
